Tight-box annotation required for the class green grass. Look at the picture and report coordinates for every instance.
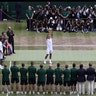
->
[0,20,96,96]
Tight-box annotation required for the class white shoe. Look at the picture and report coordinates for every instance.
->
[44,60,46,64]
[21,91,23,94]
[29,91,31,94]
[60,92,62,94]
[55,92,57,94]
[37,92,40,95]
[16,91,19,94]
[33,91,35,94]
[8,91,10,94]
[24,91,27,94]
[46,91,48,94]
[2,92,4,94]
[49,60,52,64]
[70,91,73,95]
[63,92,66,95]
[51,91,53,94]
[11,91,13,94]
[43,92,45,95]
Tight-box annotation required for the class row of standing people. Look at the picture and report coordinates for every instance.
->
[1,61,96,95]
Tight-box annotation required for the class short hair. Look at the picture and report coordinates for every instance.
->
[57,63,60,67]
[89,63,92,67]
[73,63,76,67]
[13,61,16,65]
[4,64,7,68]
[22,63,25,67]
[65,65,68,68]
[40,64,43,68]
[80,64,83,68]
[31,61,34,65]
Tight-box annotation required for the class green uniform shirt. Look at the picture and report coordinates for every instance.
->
[10,65,19,78]
[2,68,10,81]
[20,67,27,80]
[55,68,62,82]
[37,68,46,82]
[63,69,71,81]
[70,67,78,81]
[26,9,33,18]
[60,9,69,17]
[46,68,54,79]
[28,66,36,78]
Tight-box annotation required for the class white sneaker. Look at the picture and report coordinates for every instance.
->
[16,91,19,94]
[11,91,13,94]
[43,92,45,95]
[49,60,52,64]
[63,92,66,95]
[55,92,57,94]
[46,91,48,94]
[37,92,40,95]
[51,91,53,94]
[44,60,46,64]
[29,91,31,94]
[33,91,35,94]
[8,91,10,94]
[2,92,4,94]
[70,91,73,95]
[24,91,27,94]
[60,92,62,94]
[21,91,23,94]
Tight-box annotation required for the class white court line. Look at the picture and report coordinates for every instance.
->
[15,44,96,47]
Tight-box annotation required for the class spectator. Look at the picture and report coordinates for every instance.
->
[15,2,22,22]
[10,61,19,94]
[27,61,36,95]
[77,64,86,95]
[6,26,15,54]
[20,63,27,94]
[1,2,9,21]
[1,32,7,56]
[2,64,10,94]
[26,5,34,31]
[0,35,3,69]
[86,63,95,95]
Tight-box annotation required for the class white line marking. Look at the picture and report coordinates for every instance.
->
[15,44,96,47]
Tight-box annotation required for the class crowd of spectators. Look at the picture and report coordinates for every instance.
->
[25,2,96,33]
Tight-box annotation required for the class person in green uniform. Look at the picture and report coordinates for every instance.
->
[27,61,36,94]
[10,61,19,94]
[46,64,54,94]
[1,2,9,21]
[54,63,63,94]
[63,64,71,95]
[20,63,27,94]
[59,6,69,32]
[70,63,78,95]
[26,5,34,31]
[37,64,46,95]
[2,64,10,94]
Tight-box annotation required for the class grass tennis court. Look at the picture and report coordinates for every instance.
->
[0,20,96,96]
